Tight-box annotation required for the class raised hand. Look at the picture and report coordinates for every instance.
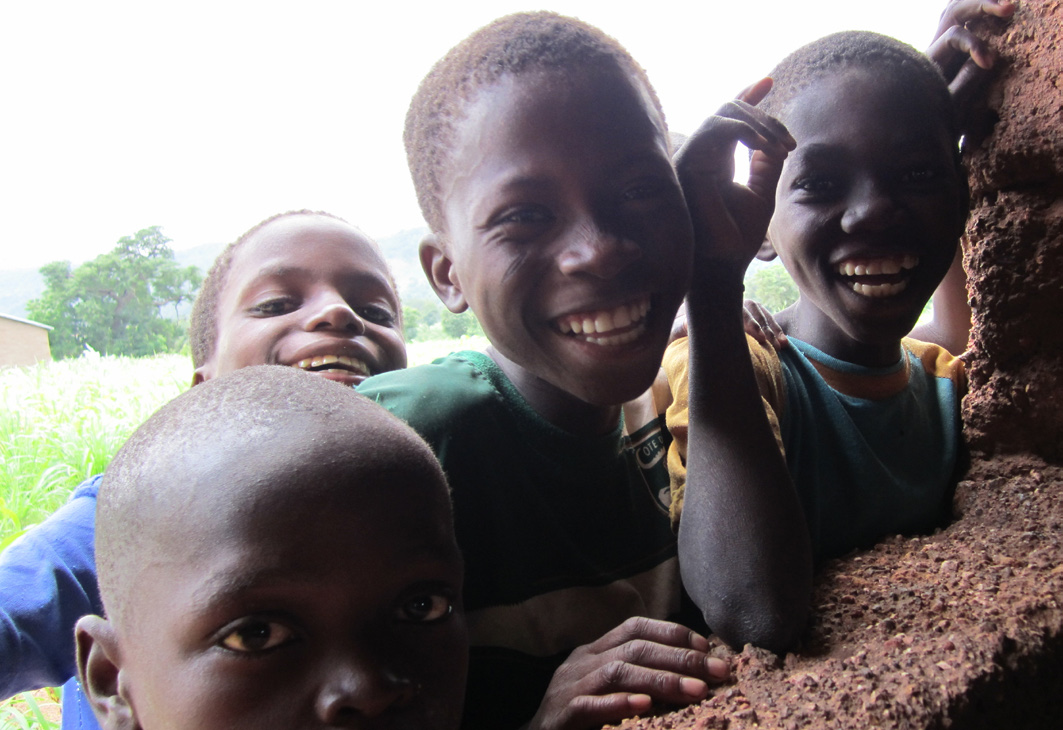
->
[674,80,794,274]
[928,0,1017,119]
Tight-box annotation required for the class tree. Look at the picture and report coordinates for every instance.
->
[26,227,202,359]
[744,262,799,314]
[402,305,423,341]
[441,310,483,339]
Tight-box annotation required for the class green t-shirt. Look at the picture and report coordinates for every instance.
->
[358,351,678,729]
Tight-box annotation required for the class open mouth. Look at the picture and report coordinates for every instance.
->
[555,296,650,346]
[295,354,370,378]
[836,254,919,298]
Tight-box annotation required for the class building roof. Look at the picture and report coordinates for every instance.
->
[0,313,53,331]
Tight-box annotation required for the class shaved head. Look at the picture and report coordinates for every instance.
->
[96,365,451,630]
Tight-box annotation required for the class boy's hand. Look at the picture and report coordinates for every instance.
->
[675,80,794,276]
[743,299,789,351]
[928,0,1017,125]
[525,617,729,730]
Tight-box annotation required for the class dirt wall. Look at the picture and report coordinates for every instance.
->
[962,0,1063,460]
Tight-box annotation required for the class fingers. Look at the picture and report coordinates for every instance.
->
[735,77,773,106]
[590,616,709,653]
[742,299,789,352]
[553,693,654,730]
[586,617,729,683]
[928,25,997,75]
[935,0,1016,39]
[533,619,732,730]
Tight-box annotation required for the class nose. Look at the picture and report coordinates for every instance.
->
[304,291,366,335]
[314,653,417,724]
[556,219,642,279]
[840,178,902,234]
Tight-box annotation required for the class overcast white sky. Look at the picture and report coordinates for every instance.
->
[0,2,946,271]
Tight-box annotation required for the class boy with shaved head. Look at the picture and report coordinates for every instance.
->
[76,365,468,730]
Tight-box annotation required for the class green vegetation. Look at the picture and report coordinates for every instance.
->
[0,353,191,548]
[402,296,483,343]
[0,687,61,730]
[26,227,201,360]
[743,261,799,313]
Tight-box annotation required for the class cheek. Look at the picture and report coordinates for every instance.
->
[412,628,469,720]
[374,329,409,371]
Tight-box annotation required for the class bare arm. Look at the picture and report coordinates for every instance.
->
[909,242,972,354]
[673,85,812,652]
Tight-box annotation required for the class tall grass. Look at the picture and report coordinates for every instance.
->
[0,352,190,548]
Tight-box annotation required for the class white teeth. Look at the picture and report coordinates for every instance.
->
[848,280,909,298]
[586,327,644,346]
[295,354,369,374]
[556,297,651,342]
[836,255,920,278]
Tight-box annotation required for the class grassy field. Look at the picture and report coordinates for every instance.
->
[0,336,485,729]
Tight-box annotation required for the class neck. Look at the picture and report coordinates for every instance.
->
[487,347,622,435]
[778,303,903,368]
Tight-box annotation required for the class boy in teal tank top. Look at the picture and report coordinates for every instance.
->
[665,31,972,654]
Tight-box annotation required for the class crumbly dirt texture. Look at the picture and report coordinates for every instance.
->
[612,456,1063,730]
[612,4,1063,729]
[962,0,1063,460]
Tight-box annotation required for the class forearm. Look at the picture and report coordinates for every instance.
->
[0,491,100,696]
[680,269,812,652]
[910,243,971,355]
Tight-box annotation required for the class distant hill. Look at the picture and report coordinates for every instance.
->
[0,227,432,321]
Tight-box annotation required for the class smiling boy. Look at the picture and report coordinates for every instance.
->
[665,32,970,652]
[356,12,793,730]
[76,366,467,730]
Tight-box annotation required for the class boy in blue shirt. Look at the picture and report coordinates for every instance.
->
[665,31,973,654]
[0,210,408,729]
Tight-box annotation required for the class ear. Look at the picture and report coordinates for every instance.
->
[191,367,208,387]
[76,615,139,730]
[755,236,778,262]
[419,233,469,314]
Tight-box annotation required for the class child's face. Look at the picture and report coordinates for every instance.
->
[427,66,693,408]
[767,69,966,363]
[197,214,406,385]
[107,444,466,730]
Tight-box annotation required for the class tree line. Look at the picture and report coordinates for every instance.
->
[25,227,796,361]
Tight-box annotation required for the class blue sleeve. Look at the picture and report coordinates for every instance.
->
[0,475,102,698]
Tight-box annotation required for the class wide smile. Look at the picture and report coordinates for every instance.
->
[554,296,650,346]
[835,254,919,298]
[294,354,370,379]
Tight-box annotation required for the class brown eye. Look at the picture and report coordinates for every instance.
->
[398,594,453,623]
[220,620,296,652]
[250,297,297,316]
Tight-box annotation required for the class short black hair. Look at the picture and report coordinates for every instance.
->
[97,365,448,628]
[188,211,396,369]
[760,30,957,143]
[404,11,667,234]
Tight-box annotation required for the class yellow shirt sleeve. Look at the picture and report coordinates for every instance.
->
[662,335,787,531]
